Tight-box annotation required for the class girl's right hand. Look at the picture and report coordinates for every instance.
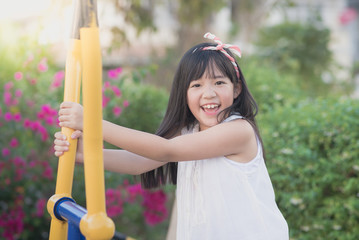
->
[54,130,84,163]
[58,101,84,131]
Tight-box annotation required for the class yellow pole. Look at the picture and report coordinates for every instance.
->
[47,38,82,240]
[78,1,115,239]
[47,0,83,238]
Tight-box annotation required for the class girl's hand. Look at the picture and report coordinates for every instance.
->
[58,101,84,131]
[54,130,84,163]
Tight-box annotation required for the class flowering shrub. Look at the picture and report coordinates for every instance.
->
[0,54,62,239]
[106,181,168,226]
[0,47,170,239]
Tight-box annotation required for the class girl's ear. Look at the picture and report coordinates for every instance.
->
[234,83,242,99]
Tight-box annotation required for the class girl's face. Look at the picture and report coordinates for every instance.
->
[187,67,240,131]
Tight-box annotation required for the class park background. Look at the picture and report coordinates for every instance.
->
[0,0,358,239]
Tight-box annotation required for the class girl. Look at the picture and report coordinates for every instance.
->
[54,33,289,240]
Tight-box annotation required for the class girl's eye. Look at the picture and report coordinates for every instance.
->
[215,81,225,85]
[190,83,201,88]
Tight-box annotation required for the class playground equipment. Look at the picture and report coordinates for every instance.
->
[47,1,132,239]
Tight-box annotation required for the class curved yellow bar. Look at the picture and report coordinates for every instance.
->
[80,25,115,239]
[48,38,82,240]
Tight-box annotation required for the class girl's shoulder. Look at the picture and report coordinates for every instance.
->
[223,113,244,123]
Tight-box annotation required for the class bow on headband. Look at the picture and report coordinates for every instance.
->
[203,32,241,78]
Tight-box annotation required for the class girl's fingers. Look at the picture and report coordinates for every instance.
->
[60,101,75,108]
[71,130,82,139]
[54,132,66,140]
[54,144,69,152]
[54,138,69,146]
[58,115,73,123]
[58,108,71,116]
[54,151,64,157]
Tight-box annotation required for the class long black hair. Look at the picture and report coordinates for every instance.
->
[140,42,262,189]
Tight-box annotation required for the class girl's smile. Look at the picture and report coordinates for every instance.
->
[201,103,220,115]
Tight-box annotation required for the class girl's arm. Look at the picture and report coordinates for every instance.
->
[54,131,166,175]
[102,119,254,162]
[59,101,255,163]
[103,149,166,175]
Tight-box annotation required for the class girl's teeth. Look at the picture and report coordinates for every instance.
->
[204,105,217,109]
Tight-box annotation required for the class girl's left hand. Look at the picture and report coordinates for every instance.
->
[58,101,84,130]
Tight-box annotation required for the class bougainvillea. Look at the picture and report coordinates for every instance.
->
[0,54,168,240]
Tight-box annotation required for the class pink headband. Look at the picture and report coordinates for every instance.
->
[203,32,242,78]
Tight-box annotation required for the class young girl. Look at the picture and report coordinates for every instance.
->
[54,32,289,240]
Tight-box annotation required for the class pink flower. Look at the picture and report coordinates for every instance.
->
[37,112,45,119]
[13,112,21,122]
[45,116,54,125]
[126,184,143,202]
[142,190,168,226]
[15,167,25,181]
[107,67,123,79]
[4,81,14,91]
[107,205,123,218]
[41,133,49,142]
[107,69,117,79]
[115,67,122,74]
[29,160,37,168]
[0,205,25,238]
[2,148,10,157]
[112,106,122,117]
[37,58,48,72]
[105,188,123,217]
[30,78,37,85]
[51,71,65,88]
[4,92,12,106]
[4,112,12,121]
[14,72,23,81]
[106,189,121,204]
[104,81,111,89]
[339,8,357,25]
[35,198,47,217]
[23,118,31,128]
[123,100,129,107]
[30,121,40,131]
[15,89,22,98]
[41,104,51,113]
[10,138,19,148]
[112,86,121,97]
[43,166,53,179]
[102,95,110,107]
[13,156,25,167]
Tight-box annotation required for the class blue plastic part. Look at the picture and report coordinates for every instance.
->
[53,197,76,221]
[54,197,88,239]
[58,200,87,226]
[68,221,86,240]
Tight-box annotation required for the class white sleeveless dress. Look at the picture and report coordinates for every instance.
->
[176,115,289,240]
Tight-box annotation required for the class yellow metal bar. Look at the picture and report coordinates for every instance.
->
[48,38,82,240]
[79,11,115,240]
[80,22,105,218]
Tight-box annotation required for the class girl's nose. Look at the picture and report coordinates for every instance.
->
[203,86,216,98]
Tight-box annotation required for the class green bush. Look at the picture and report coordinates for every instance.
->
[114,82,169,134]
[258,97,359,239]
[241,57,307,113]
[254,20,334,95]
